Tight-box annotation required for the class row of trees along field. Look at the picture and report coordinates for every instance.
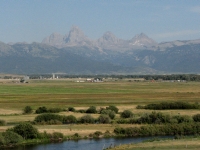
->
[1,74,200,81]
[5,74,198,81]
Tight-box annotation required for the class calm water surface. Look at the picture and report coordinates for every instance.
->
[13,136,172,150]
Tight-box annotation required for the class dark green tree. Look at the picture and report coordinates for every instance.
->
[23,106,33,114]
[106,105,119,113]
[121,110,133,118]
[12,122,39,139]
[86,106,97,114]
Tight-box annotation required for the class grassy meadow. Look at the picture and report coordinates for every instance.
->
[0,79,200,138]
[0,79,200,109]
[110,137,200,150]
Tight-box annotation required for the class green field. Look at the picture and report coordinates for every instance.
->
[0,79,200,139]
[0,80,200,130]
[110,137,200,150]
[0,79,200,110]
[0,80,200,117]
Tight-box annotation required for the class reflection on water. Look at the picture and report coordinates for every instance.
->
[8,136,173,150]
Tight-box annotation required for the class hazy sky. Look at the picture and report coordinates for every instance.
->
[1,0,200,43]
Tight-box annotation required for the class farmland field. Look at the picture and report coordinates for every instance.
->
[0,79,200,109]
[0,79,200,136]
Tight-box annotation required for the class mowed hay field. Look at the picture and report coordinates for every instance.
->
[0,79,200,136]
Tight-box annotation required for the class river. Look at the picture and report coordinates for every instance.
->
[12,136,173,150]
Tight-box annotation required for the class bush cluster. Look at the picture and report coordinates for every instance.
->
[0,122,65,147]
[23,106,33,114]
[79,115,95,123]
[0,120,6,126]
[37,131,64,141]
[36,106,62,114]
[11,122,39,139]
[89,131,103,138]
[172,115,193,123]
[86,106,97,114]
[116,118,137,124]
[115,112,197,125]
[76,105,119,115]
[34,113,97,124]
[98,114,111,124]
[34,113,63,124]
[114,122,200,136]
[193,114,200,122]
[120,110,133,118]
[137,112,171,124]
[100,109,115,119]
[137,102,200,110]
[63,115,77,124]
[68,107,76,112]
[0,131,23,146]
[106,105,119,114]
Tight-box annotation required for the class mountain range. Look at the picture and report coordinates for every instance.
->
[0,26,200,74]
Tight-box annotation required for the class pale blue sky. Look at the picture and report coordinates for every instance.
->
[1,0,200,43]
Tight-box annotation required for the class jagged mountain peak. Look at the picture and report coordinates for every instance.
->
[130,33,157,46]
[42,32,64,46]
[97,31,121,46]
[41,26,158,50]
[65,26,88,43]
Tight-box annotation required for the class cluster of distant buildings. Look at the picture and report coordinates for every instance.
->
[76,78,103,82]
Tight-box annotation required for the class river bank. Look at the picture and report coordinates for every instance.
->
[1,136,174,150]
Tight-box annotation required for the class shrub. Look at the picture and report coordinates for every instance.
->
[23,106,33,114]
[63,115,77,124]
[101,109,115,119]
[172,115,193,123]
[104,130,112,138]
[106,105,119,113]
[0,134,5,146]
[86,106,97,114]
[121,110,133,118]
[93,131,103,138]
[12,122,39,139]
[169,118,179,124]
[35,106,48,114]
[114,127,126,135]
[48,108,62,113]
[116,119,130,124]
[79,115,95,123]
[51,132,64,140]
[71,133,81,139]
[114,123,200,137]
[1,131,23,145]
[0,120,6,126]
[116,118,137,124]
[98,114,111,124]
[129,118,137,124]
[193,114,200,122]
[34,113,63,124]
[137,112,170,124]
[140,102,200,110]
[35,106,63,114]
[68,107,76,112]
[38,131,51,139]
